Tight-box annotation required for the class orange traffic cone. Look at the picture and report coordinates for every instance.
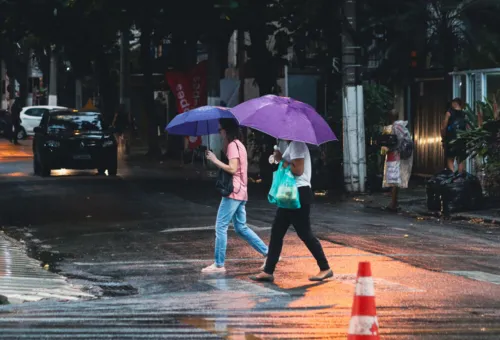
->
[347,262,380,340]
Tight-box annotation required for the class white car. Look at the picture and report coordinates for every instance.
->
[20,105,68,136]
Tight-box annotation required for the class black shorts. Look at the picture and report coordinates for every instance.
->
[444,143,467,162]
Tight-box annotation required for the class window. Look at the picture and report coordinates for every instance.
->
[48,114,102,132]
[486,74,500,103]
[25,108,48,117]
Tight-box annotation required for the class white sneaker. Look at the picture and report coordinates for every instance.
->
[201,264,226,273]
[260,257,282,271]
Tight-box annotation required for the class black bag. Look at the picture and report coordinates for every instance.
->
[426,169,454,211]
[399,138,414,160]
[215,141,242,197]
[377,134,398,148]
[215,168,234,197]
[442,172,483,213]
[426,169,483,213]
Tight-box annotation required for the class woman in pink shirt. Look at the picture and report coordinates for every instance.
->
[203,118,269,273]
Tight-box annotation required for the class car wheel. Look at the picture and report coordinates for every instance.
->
[107,155,118,177]
[40,162,51,177]
[107,167,117,177]
[17,128,27,140]
[33,158,41,176]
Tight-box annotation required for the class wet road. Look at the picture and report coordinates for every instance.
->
[1,140,500,339]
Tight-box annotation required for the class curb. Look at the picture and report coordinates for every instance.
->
[363,203,500,226]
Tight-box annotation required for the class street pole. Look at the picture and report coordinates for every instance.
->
[342,0,366,192]
[26,50,33,107]
[75,79,82,109]
[48,50,58,106]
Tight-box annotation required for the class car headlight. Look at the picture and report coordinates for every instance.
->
[46,140,60,148]
[103,140,114,147]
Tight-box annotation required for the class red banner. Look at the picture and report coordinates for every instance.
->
[166,61,207,149]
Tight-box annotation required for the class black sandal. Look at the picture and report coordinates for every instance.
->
[249,273,274,282]
[309,270,334,282]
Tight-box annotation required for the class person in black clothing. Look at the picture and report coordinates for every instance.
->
[10,101,22,145]
[250,141,333,283]
[112,104,132,155]
[442,98,469,172]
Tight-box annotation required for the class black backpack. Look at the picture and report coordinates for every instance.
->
[399,138,414,160]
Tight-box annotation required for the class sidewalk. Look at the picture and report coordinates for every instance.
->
[125,141,500,224]
[357,184,500,225]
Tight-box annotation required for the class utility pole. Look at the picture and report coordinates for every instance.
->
[342,0,366,193]
[26,50,33,107]
[48,49,58,106]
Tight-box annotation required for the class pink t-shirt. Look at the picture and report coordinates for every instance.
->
[227,140,248,201]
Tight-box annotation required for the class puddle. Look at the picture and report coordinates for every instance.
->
[0,232,93,304]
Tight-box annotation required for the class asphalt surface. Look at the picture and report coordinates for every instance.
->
[1,140,500,339]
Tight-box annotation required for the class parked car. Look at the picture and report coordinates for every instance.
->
[21,105,67,136]
[33,110,118,177]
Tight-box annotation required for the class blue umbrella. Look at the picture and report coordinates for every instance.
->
[166,106,236,136]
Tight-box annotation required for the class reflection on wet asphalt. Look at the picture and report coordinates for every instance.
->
[1,140,500,339]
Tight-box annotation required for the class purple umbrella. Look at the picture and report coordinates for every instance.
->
[231,95,337,145]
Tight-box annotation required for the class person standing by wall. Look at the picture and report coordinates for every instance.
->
[381,110,414,211]
[112,104,132,156]
[442,98,469,172]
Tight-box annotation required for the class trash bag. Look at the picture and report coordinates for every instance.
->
[268,162,301,209]
[426,169,483,213]
[442,172,483,213]
[426,169,454,211]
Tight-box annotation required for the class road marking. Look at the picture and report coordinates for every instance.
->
[160,224,270,233]
[73,253,500,267]
[74,258,268,266]
[203,278,288,296]
[447,271,500,285]
[334,274,425,293]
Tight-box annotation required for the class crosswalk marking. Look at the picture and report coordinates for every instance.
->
[203,278,288,296]
[160,224,270,233]
[334,274,425,292]
[447,271,500,285]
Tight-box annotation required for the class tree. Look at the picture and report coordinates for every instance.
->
[361,0,500,83]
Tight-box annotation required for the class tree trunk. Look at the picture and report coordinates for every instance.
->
[248,26,278,185]
[95,52,115,121]
[248,27,277,96]
[140,22,161,157]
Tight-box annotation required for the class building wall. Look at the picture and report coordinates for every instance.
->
[411,78,450,175]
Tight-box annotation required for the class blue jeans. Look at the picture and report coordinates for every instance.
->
[215,197,268,267]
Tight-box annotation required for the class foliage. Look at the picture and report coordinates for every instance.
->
[454,118,500,196]
[363,83,394,189]
[463,99,496,129]
[364,83,394,139]
[361,0,500,82]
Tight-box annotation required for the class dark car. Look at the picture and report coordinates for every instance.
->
[33,110,117,177]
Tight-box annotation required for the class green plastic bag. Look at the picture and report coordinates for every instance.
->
[268,161,301,209]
